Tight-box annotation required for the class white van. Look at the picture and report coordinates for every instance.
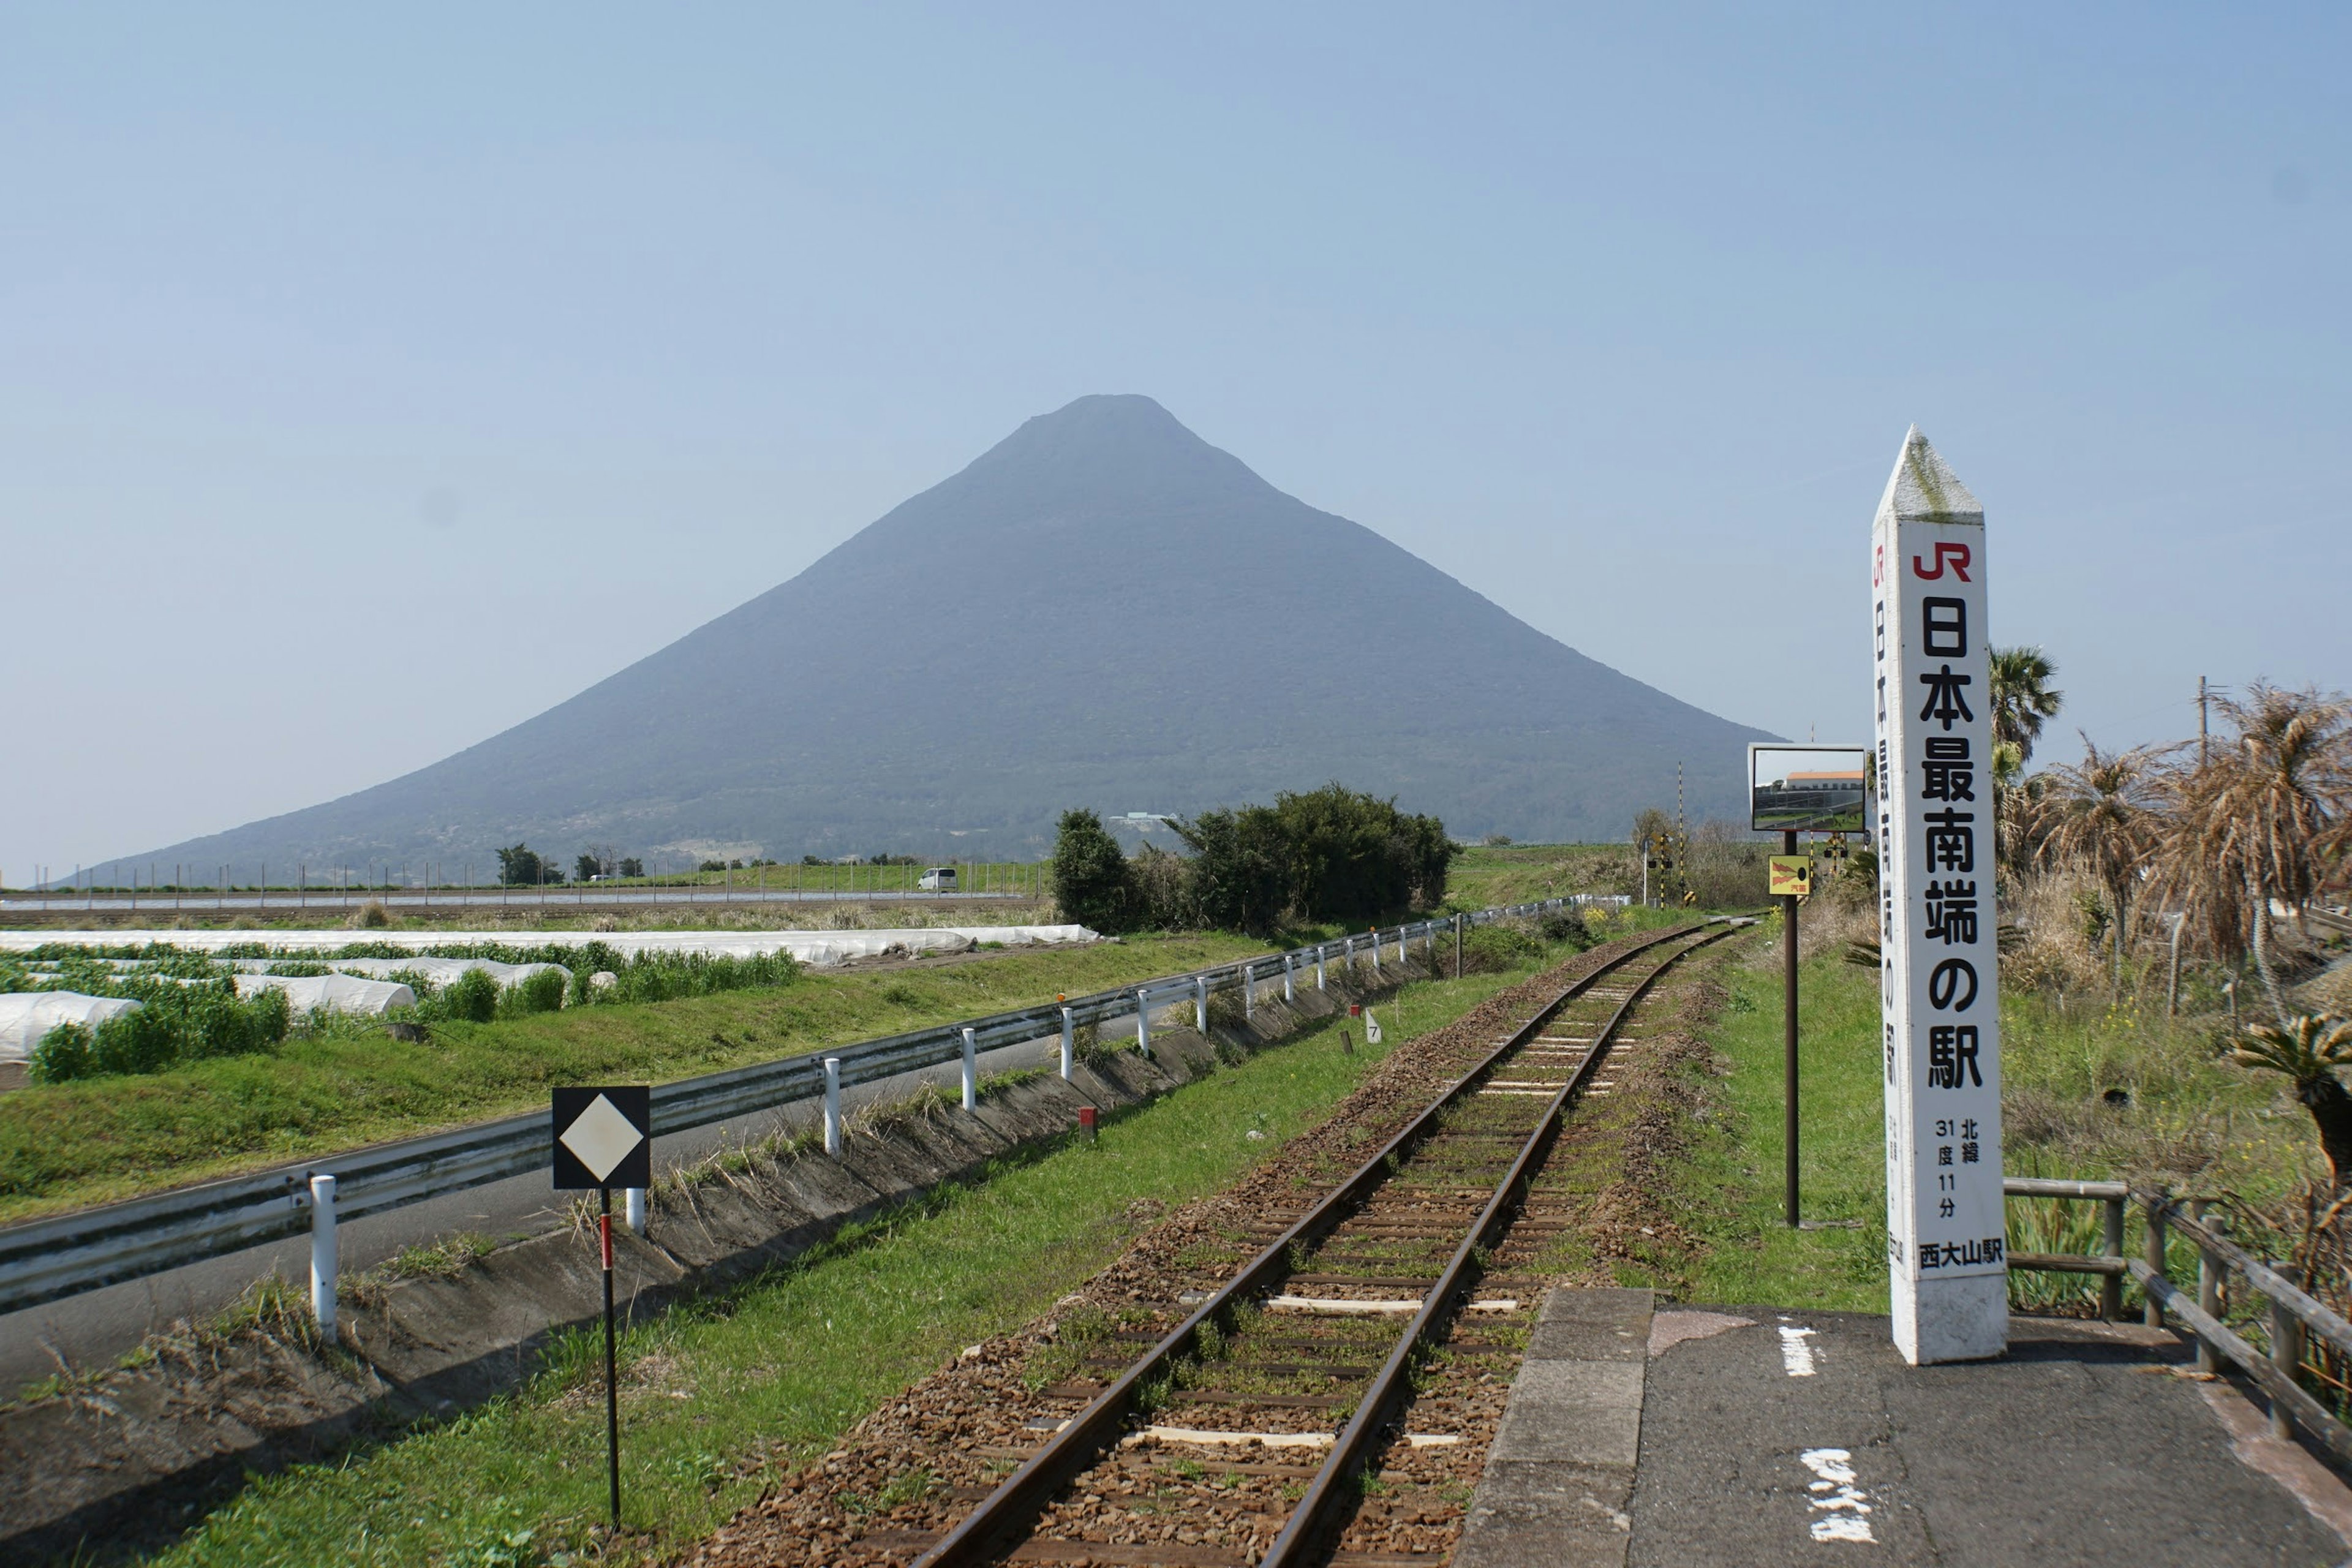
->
[918,866,958,891]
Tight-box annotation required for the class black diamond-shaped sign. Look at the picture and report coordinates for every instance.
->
[552,1085,652,1190]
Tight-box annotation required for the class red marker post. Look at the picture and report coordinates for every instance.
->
[1079,1104,1098,1143]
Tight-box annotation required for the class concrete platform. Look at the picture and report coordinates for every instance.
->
[1455,1289,2352,1567]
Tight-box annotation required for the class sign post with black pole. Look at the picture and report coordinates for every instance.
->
[1749,742,1868,1229]
[552,1085,653,1527]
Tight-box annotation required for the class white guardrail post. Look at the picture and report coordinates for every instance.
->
[1060,1006,1075,1080]
[962,1027,979,1110]
[1371,931,1382,978]
[823,1057,842,1154]
[1136,989,1152,1058]
[309,1174,337,1336]
[1194,975,1209,1033]
[1284,951,1295,1004]
[1317,943,1327,990]
[625,1186,646,1235]
[1242,962,1254,1020]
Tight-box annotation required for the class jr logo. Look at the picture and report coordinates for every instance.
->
[1911,541,1972,581]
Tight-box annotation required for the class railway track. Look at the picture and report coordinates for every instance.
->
[886,916,1745,1568]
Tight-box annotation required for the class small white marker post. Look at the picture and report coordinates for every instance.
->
[1316,944,1327,990]
[1872,428,2007,1364]
[1060,1006,1075,1079]
[1242,963,1254,1020]
[823,1057,843,1153]
[961,1027,979,1110]
[1194,975,1209,1033]
[624,1186,646,1235]
[1136,990,1152,1057]
[308,1174,337,1336]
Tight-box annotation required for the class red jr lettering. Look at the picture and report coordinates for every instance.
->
[1912,541,1972,581]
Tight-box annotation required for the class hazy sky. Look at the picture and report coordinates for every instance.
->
[5,6,2346,880]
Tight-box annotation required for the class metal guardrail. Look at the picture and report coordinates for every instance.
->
[0,896,1615,1317]
[2006,1177,2352,1462]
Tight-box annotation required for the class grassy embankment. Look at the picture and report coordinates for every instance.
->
[0,935,1270,1224]
[1656,910,2314,1313]
[126,940,1600,1568]
[1443,843,1633,910]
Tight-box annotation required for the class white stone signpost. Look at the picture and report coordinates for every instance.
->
[1872,428,2007,1365]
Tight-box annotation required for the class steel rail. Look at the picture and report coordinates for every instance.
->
[911,918,1738,1568]
[0,899,1588,1317]
[1260,919,1739,1567]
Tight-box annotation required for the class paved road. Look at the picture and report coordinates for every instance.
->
[1631,1306,2347,1566]
[0,1016,1132,1394]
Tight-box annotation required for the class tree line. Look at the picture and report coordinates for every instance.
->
[1050,785,1452,935]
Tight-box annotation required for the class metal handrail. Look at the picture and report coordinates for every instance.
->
[0,895,1611,1316]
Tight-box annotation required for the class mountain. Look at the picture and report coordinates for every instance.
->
[121,396,1772,880]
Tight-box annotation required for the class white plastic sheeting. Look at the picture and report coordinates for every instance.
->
[0,926,1098,967]
[232,974,418,1017]
[0,993,143,1061]
[230,957,571,989]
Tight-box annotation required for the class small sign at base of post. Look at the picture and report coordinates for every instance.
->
[1079,1105,1098,1142]
[552,1085,652,1526]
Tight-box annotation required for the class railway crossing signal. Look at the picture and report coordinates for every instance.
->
[552,1085,652,1526]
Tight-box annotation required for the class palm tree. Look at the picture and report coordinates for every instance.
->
[2147,685,2352,1020]
[2036,737,2168,985]
[2231,1014,2352,1187]
[1988,647,2064,766]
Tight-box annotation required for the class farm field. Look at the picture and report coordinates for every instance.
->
[123,943,1587,1568]
[0,933,1270,1224]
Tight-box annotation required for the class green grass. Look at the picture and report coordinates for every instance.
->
[129,956,1568,1568]
[1444,843,1632,910]
[0,935,1270,1224]
[1672,916,2323,1314]
[1674,935,1891,1311]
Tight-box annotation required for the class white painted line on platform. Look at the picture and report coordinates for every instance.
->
[1778,1323,1819,1376]
[1798,1448,1877,1543]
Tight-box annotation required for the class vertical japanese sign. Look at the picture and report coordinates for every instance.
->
[1872,428,2006,1365]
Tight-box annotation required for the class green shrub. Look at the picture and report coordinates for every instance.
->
[444,968,500,1023]
[501,968,569,1017]
[26,1022,93,1083]
[1051,809,1134,932]
[1537,906,1592,948]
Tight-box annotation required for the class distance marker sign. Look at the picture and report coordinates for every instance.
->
[552,1085,652,1191]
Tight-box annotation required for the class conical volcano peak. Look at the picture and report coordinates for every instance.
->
[123,396,1771,877]
[954,393,1272,508]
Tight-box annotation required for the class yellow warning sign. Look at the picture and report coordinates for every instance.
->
[1768,855,1814,899]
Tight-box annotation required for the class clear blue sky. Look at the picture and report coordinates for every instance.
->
[5,5,2345,879]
